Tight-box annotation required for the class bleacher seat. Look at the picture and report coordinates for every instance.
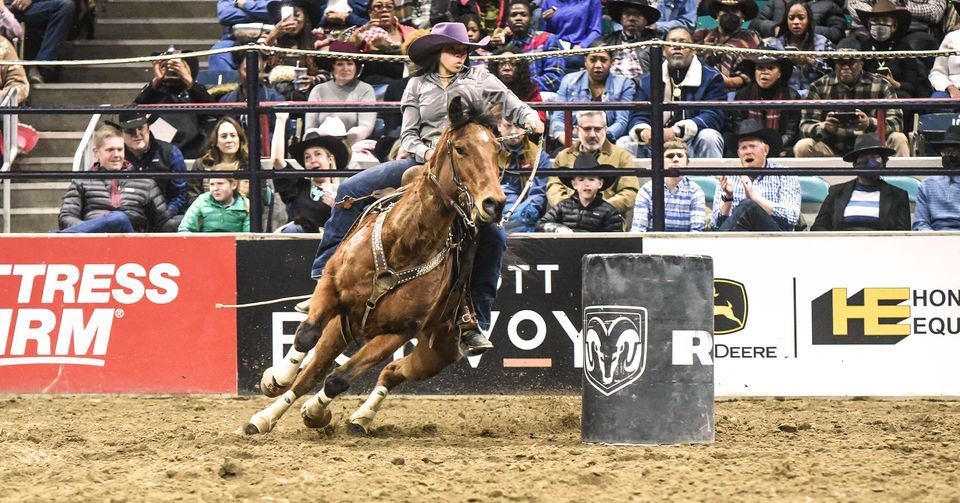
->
[196,70,239,88]
[884,176,921,203]
[916,113,960,156]
[799,176,830,203]
[688,175,718,205]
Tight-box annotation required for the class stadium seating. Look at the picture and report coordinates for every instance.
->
[884,176,921,204]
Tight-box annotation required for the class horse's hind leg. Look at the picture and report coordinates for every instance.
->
[300,332,409,431]
[350,328,459,433]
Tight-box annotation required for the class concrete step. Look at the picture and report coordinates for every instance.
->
[9,182,70,208]
[101,0,218,19]
[12,157,75,172]
[29,83,144,106]
[60,62,209,84]
[31,131,83,158]
[96,18,222,41]
[64,39,214,60]
[23,113,99,132]
[8,208,59,233]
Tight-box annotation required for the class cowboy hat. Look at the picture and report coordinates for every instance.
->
[407,22,490,66]
[607,0,661,24]
[106,110,153,131]
[318,40,363,73]
[856,0,911,38]
[704,0,758,21]
[739,50,794,85]
[842,133,896,163]
[561,154,616,190]
[289,118,351,170]
[926,125,960,153]
[732,118,782,156]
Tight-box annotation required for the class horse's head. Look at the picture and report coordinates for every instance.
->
[436,89,506,225]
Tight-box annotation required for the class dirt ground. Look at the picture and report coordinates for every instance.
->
[1,395,958,502]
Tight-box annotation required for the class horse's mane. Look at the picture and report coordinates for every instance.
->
[446,86,500,133]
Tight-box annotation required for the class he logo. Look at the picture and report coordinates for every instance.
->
[811,287,911,345]
[582,305,647,397]
[713,279,748,334]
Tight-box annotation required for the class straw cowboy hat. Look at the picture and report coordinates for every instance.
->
[407,22,490,66]
[607,0,661,24]
[704,0,759,21]
[856,0,911,38]
[842,133,896,163]
[289,117,351,170]
[732,118,782,156]
[561,154,616,190]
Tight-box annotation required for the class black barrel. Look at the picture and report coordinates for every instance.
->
[581,254,714,445]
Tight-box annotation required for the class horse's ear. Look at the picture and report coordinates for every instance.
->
[489,102,503,121]
[448,95,468,128]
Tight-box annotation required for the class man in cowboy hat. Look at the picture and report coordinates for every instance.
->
[693,0,763,91]
[713,119,801,231]
[725,50,801,157]
[914,125,960,230]
[110,110,189,218]
[275,124,352,234]
[811,133,910,231]
[621,26,726,158]
[602,0,661,78]
[487,0,566,93]
[847,0,944,52]
[795,37,909,159]
[537,155,625,232]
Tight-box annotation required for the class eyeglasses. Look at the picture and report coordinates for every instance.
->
[370,3,394,11]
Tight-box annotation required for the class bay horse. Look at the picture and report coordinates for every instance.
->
[243,92,507,436]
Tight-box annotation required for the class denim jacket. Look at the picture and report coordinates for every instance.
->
[550,70,636,141]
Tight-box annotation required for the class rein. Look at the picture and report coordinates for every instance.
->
[497,128,543,225]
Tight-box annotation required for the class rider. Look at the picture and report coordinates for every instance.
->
[296,22,545,355]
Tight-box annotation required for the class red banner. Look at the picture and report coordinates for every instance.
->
[0,236,237,393]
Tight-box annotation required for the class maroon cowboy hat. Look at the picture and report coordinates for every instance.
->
[407,22,490,66]
[319,40,363,72]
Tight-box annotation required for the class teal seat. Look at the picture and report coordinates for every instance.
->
[884,176,921,203]
[688,175,718,205]
[799,176,830,204]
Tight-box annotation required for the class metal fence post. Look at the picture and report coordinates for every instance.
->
[245,49,263,232]
[649,46,665,232]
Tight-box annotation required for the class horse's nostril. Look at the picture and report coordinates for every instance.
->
[482,198,503,218]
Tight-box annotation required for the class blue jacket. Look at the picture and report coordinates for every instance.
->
[319,0,370,27]
[551,71,636,141]
[540,0,603,47]
[627,57,725,135]
[653,0,697,36]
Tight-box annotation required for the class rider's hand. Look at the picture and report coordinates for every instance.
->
[524,117,544,135]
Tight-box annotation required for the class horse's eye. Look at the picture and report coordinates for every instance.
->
[454,146,466,155]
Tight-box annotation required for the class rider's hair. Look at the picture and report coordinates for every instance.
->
[412,47,472,77]
[94,123,122,148]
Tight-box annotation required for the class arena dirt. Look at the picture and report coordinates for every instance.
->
[1,395,958,502]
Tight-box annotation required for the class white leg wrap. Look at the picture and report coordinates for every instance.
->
[300,388,334,419]
[249,390,296,434]
[273,348,307,386]
[349,386,389,428]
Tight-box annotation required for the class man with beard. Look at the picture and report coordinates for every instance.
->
[914,125,960,231]
[551,41,635,145]
[602,0,661,78]
[487,0,565,93]
[693,0,763,91]
[811,134,910,231]
[712,119,800,231]
[794,37,909,158]
[547,110,639,228]
[110,111,188,218]
[134,49,216,159]
[620,27,725,158]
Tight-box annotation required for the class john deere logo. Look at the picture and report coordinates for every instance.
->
[714,279,748,334]
[811,288,911,345]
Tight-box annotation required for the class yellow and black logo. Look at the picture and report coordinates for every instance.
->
[714,279,748,334]
[811,288,911,345]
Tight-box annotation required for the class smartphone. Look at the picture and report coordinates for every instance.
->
[280,5,294,20]
[833,111,859,125]
[876,66,892,75]
[784,46,799,51]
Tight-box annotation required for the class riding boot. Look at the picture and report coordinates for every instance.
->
[458,299,493,356]
[295,279,320,314]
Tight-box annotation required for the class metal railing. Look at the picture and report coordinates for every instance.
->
[72,111,101,172]
[1,87,20,233]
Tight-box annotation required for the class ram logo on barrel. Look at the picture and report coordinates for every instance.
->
[582,305,648,396]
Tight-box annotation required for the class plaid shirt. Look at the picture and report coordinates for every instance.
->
[693,28,762,82]
[631,177,705,232]
[511,31,565,93]
[799,71,903,156]
[711,161,801,230]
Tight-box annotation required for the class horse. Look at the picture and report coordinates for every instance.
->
[242,92,507,436]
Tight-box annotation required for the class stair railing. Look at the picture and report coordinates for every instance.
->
[71,111,101,172]
[1,86,20,233]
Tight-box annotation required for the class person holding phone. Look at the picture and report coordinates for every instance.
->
[794,37,909,159]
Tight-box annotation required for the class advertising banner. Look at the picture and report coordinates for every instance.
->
[0,236,238,393]
[235,235,642,394]
[644,233,960,396]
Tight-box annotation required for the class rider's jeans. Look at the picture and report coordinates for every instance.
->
[310,158,506,329]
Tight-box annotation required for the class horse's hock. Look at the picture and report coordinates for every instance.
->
[581,254,715,445]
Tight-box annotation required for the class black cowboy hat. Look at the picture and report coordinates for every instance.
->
[739,50,794,84]
[407,22,490,67]
[833,37,864,64]
[289,127,351,170]
[856,0,911,39]
[267,0,311,21]
[732,118,782,155]
[607,0,661,24]
[926,125,960,153]
[561,154,616,190]
[319,40,363,72]
[842,133,896,163]
[704,0,759,21]
[106,110,153,131]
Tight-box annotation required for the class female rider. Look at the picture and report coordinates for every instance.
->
[297,22,544,355]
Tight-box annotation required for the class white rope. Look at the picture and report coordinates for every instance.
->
[215,293,311,309]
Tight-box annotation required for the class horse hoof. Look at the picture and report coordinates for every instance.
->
[302,408,333,429]
[243,423,262,435]
[259,367,288,398]
[347,421,369,436]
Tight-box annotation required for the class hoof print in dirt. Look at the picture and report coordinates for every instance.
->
[778,423,798,433]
